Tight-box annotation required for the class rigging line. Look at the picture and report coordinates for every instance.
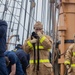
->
[11,0,19,33]
[41,0,45,31]
[54,0,58,41]
[22,0,28,44]
[0,0,35,32]
[49,2,52,36]
[15,0,24,45]
[36,0,38,21]
[8,30,15,50]
[29,15,33,35]
[53,0,60,54]
[30,8,35,35]
[27,1,33,38]
[8,0,16,38]
[0,0,28,32]
[43,0,46,33]
[51,2,59,75]
[41,0,44,23]
[55,0,61,41]
[2,0,8,20]
[4,13,20,17]
[8,36,16,50]
[5,0,12,19]
[0,0,34,30]
[52,4,55,39]
[47,0,50,35]
[0,0,3,4]
[8,0,16,39]
[29,8,35,35]
[16,0,24,35]
[29,0,35,34]
[52,1,60,75]
[11,0,20,45]
[27,0,35,38]
[15,0,36,21]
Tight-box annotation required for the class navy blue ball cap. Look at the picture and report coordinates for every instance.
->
[0,20,7,26]
[15,44,22,48]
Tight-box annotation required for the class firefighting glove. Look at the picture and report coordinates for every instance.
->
[66,65,72,73]
[26,64,30,68]
[66,64,70,69]
[68,67,72,73]
[30,38,37,44]
[31,32,38,39]
[37,31,43,38]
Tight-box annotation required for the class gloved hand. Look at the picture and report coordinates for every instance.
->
[66,65,72,73]
[68,67,72,73]
[30,38,37,43]
[37,31,43,38]
[26,64,30,68]
[66,64,70,69]
[31,32,38,39]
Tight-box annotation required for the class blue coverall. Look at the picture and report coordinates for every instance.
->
[0,20,8,75]
[4,51,24,75]
[13,46,30,75]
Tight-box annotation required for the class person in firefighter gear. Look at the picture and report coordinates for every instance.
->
[23,21,54,75]
[64,35,75,75]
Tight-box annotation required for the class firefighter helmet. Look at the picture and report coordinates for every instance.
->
[34,21,43,29]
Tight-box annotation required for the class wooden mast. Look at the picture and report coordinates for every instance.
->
[57,0,75,75]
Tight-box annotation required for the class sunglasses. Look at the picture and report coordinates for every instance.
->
[35,28,42,30]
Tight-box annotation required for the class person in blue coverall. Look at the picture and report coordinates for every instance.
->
[4,51,24,75]
[0,20,8,75]
[13,44,30,75]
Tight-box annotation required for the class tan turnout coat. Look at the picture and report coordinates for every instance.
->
[23,34,54,75]
[65,43,75,75]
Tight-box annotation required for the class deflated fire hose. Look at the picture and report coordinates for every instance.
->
[33,43,36,70]
[37,37,39,71]
[31,33,36,70]
[31,32,40,75]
